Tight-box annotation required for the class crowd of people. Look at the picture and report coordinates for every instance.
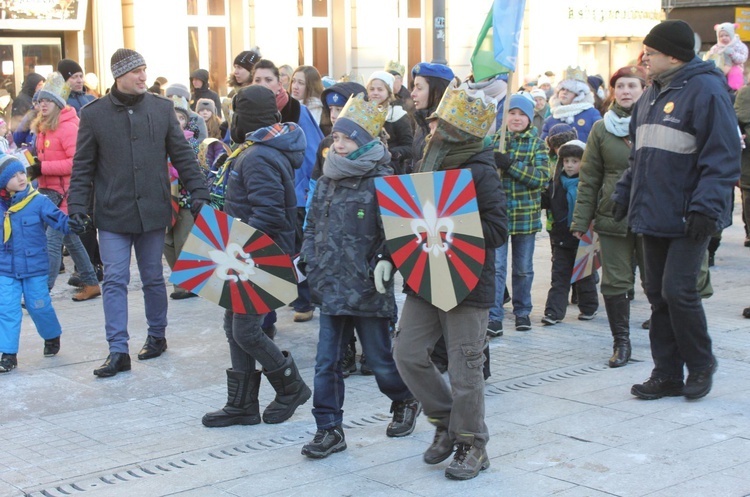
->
[0,19,747,482]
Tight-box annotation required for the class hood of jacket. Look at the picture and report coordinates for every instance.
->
[21,73,45,98]
[245,122,306,170]
[190,69,210,89]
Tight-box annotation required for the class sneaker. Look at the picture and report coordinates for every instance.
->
[487,321,503,338]
[424,425,454,464]
[684,360,717,400]
[386,398,421,437]
[44,337,61,357]
[631,377,684,400]
[515,316,531,331]
[293,309,314,322]
[578,311,597,321]
[301,425,346,459]
[341,342,357,378]
[359,354,373,376]
[541,315,560,326]
[0,353,18,373]
[444,443,490,480]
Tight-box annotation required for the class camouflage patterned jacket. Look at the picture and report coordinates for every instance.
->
[302,144,394,317]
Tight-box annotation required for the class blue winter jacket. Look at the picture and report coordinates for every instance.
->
[541,106,601,143]
[294,105,324,207]
[0,186,70,279]
[66,90,96,116]
[612,57,741,237]
[223,123,305,255]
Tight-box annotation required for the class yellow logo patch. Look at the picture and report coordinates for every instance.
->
[577,118,585,126]
[44,140,50,148]
[663,102,674,114]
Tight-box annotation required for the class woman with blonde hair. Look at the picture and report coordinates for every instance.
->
[30,73,101,302]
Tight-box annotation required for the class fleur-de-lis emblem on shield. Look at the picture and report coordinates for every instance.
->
[208,242,257,282]
[410,201,454,256]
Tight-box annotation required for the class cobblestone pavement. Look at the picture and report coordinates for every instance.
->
[2,201,750,497]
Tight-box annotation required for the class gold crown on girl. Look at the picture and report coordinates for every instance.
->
[435,87,498,138]
[41,72,72,101]
[562,66,587,83]
[338,93,388,138]
[384,60,406,77]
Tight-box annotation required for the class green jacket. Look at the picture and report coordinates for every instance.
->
[570,119,631,237]
[735,85,750,189]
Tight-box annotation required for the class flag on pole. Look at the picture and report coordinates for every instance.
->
[470,0,526,81]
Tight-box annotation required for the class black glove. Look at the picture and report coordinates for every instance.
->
[26,163,42,180]
[494,152,513,171]
[190,198,207,219]
[686,212,717,241]
[612,202,628,222]
[68,213,91,235]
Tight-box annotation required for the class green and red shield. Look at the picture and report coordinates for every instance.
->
[375,169,485,311]
[169,206,298,314]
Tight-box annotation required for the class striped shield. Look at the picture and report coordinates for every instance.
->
[170,205,298,314]
[375,169,485,312]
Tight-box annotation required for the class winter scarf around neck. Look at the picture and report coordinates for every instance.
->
[111,84,145,107]
[603,102,633,137]
[323,140,388,180]
[560,174,578,227]
[419,120,483,173]
[4,186,39,243]
[550,100,594,123]
[276,88,290,112]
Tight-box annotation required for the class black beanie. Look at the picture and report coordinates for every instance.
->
[233,50,261,73]
[643,20,696,62]
[231,85,280,143]
[57,59,83,81]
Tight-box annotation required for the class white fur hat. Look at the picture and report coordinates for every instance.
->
[715,22,738,39]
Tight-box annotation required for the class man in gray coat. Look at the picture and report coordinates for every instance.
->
[68,49,210,378]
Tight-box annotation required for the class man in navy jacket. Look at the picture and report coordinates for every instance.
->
[612,20,741,401]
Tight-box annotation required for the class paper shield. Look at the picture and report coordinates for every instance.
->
[375,169,485,312]
[170,205,298,314]
[571,222,601,283]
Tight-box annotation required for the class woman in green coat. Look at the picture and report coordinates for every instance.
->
[570,65,647,369]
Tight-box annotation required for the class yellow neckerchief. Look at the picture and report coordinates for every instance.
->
[4,186,39,243]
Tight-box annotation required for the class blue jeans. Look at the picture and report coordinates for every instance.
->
[47,227,98,289]
[0,274,62,354]
[489,233,536,322]
[98,230,168,353]
[312,314,412,430]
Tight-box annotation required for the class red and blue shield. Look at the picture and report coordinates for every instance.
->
[571,222,601,283]
[375,169,485,312]
[169,206,298,314]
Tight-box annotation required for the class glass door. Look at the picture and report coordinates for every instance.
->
[1,37,62,98]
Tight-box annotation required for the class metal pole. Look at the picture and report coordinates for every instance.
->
[432,0,446,64]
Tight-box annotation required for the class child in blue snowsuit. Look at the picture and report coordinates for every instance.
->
[0,155,71,372]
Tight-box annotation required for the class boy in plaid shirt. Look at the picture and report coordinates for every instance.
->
[489,94,549,333]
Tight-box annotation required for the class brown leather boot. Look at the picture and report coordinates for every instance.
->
[72,284,101,302]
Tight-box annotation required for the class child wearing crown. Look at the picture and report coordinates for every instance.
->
[541,66,602,143]
[300,93,420,459]
[393,85,507,480]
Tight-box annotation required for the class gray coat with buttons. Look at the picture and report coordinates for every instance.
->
[68,92,209,233]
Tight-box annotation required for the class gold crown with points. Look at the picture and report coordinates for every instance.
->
[435,87,498,138]
[338,93,388,138]
[40,72,71,104]
[384,60,406,77]
[562,66,588,84]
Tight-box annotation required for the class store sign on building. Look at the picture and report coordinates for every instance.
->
[738,7,750,42]
[0,0,87,30]
[567,6,662,22]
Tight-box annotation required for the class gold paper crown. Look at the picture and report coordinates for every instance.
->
[435,87,498,138]
[562,66,587,84]
[338,93,388,138]
[40,72,71,104]
[384,60,406,77]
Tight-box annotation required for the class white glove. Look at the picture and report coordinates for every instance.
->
[373,260,394,294]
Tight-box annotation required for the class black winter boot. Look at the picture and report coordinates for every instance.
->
[604,294,631,368]
[202,369,262,427]
[262,351,311,424]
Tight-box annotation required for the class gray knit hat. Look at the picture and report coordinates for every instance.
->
[165,83,191,101]
[111,48,146,79]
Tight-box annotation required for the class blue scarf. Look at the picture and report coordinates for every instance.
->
[560,174,579,227]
